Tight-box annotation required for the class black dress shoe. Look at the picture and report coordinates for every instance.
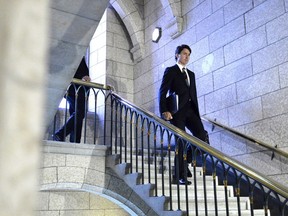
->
[53,134,64,142]
[179,178,191,185]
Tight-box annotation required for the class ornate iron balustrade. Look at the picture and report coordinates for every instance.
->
[51,80,288,216]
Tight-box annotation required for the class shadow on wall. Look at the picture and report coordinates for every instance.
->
[106,76,131,101]
[47,0,110,129]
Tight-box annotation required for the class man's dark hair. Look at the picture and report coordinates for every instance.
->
[175,44,191,61]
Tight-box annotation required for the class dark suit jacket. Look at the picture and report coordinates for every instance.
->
[68,57,90,96]
[159,64,200,118]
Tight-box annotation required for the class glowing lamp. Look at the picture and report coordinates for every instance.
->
[152,27,162,43]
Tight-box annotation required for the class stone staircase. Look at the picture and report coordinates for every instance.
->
[109,147,270,216]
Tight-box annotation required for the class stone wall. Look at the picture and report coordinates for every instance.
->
[38,141,162,216]
[89,7,134,102]
[48,0,288,188]
[38,191,131,216]
[45,0,110,129]
[38,141,137,216]
[130,0,288,186]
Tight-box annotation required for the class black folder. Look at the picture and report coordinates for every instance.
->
[166,93,178,114]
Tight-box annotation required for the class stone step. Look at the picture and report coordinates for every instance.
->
[115,147,172,155]
[114,148,268,216]
[155,185,234,198]
[135,163,203,175]
[142,175,218,187]
[121,154,171,165]
[160,183,232,192]
[138,171,209,182]
[172,196,250,206]
[171,196,250,211]
[187,209,269,216]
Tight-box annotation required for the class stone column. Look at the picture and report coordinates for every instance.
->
[0,1,48,216]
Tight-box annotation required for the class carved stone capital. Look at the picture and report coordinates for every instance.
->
[165,16,183,39]
[130,43,144,62]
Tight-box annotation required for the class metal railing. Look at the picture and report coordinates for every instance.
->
[51,80,288,216]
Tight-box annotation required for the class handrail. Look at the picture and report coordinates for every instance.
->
[51,80,288,214]
[111,92,288,199]
[202,116,288,159]
[72,78,114,91]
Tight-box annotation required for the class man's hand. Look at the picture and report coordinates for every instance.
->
[82,75,91,82]
[162,111,173,121]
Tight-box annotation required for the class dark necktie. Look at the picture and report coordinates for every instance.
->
[182,68,190,86]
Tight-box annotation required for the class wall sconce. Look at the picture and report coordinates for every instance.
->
[152,27,162,43]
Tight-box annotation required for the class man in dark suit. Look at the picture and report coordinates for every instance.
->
[54,56,91,143]
[159,44,208,185]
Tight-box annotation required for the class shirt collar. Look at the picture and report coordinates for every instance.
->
[177,63,186,71]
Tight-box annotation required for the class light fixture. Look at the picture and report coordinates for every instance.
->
[152,27,162,43]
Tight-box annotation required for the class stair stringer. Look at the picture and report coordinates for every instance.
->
[106,154,184,216]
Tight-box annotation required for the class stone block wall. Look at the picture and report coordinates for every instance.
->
[89,7,134,103]
[37,141,137,216]
[38,190,131,216]
[130,0,288,186]
[37,141,161,216]
[47,0,288,187]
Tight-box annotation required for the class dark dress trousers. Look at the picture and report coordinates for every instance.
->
[57,57,90,143]
[159,64,207,179]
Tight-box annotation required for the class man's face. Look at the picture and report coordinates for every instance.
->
[176,48,191,66]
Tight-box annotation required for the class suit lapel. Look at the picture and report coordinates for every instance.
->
[174,64,189,88]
